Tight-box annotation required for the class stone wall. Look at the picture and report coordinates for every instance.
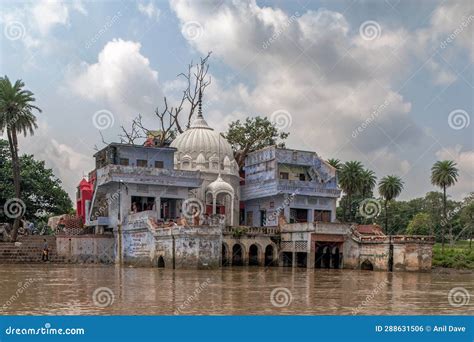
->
[56,235,115,263]
[154,226,222,269]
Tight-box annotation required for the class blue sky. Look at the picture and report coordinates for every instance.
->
[1,0,472,201]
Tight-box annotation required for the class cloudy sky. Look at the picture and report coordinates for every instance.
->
[1,0,472,202]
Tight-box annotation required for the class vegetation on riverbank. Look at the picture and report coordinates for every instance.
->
[432,241,474,269]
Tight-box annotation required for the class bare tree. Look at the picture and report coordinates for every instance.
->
[119,52,212,147]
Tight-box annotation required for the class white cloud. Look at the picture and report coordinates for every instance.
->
[15,122,94,201]
[0,0,87,48]
[170,0,418,159]
[138,1,161,21]
[66,39,162,125]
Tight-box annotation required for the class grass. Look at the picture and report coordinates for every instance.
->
[432,240,474,269]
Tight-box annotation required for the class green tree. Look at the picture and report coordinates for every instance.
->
[326,158,341,171]
[431,160,459,250]
[224,116,289,168]
[0,76,41,241]
[339,161,363,221]
[360,169,377,198]
[378,175,404,234]
[406,212,432,235]
[459,193,474,248]
[0,139,72,222]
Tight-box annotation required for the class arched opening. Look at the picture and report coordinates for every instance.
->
[322,246,331,269]
[222,243,229,266]
[249,244,259,266]
[265,245,274,266]
[315,247,323,268]
[361,259,374,271]
[232,244,243,266]
[332,247,340,269]
[157,256,165,268]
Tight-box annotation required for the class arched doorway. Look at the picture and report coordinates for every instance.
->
[322,246,331,268]
[315,247,323,268]
[232,244,243,266]
[222,243,229,266]
[332,247,340,269]
[361,259,374,271]
[157,256,165,268]
[265,245,274,266]
[249,244,259,266]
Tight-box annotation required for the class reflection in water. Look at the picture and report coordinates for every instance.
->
[0,264,472,315]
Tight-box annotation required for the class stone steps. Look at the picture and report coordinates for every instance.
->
[0,236,66,263]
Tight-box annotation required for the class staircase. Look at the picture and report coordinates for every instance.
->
[0,236,66,263]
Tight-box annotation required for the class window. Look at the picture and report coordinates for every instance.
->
[246,211,253,226]
[314,210,331,222]
[279,172,289,180]
[299,173,306,181]
[119,158,129,166]
[137,159,148,167]
[260,210,266,226]
[155,160,164,168]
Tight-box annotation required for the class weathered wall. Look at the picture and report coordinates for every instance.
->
[155,226,222,269]
[121,227,156,266]
[56,235,115,263]
[393,238,434,272]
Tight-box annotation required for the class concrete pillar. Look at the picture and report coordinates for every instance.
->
[212,194,217,215]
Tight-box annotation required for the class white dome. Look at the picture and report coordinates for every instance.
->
[206,175,234,195]
[171,113,236,174]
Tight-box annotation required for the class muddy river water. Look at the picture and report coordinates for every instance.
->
[0,264,472,315]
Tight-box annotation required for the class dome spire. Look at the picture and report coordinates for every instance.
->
[189,88,212,129]
[197,88,203,119]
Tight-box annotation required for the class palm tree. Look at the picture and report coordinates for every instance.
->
[326,158,341,171]
[431,160,459,251]
[339,161,363,221]
[378,175,404,234]
[0,76,41,241]
[360,169,377,198]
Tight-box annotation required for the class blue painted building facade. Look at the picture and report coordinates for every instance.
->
[241,146,341,226]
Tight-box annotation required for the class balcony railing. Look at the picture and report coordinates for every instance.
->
[95,164,202,187]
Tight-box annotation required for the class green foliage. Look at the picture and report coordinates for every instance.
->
[432,241,474,269]
[224,116,289,167]
[431,160,459,189]
[0,139,73,222]
[406,213,431,235]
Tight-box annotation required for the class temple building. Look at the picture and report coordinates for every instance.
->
[170,103,240,226]
[71,98,433,272]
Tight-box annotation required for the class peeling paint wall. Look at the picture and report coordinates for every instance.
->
[56,235,115,263]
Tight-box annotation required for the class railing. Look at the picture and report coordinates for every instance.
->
[95,164,201,186]
[223,226,279,236]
